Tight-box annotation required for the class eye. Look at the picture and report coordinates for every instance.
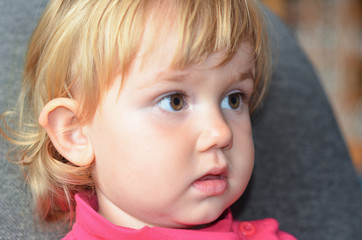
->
[221,92,243,110]
[158,93,186,112]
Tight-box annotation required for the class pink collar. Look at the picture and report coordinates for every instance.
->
[69,192,242,240]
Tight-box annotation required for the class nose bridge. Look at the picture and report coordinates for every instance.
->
[196,106,233,152]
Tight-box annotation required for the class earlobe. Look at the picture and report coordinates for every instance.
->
[39,98,94,166]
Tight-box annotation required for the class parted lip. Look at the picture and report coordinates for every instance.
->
[192,166,229,196]
[196,166,228,182]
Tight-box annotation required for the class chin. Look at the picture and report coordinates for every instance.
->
[180,208,228,228]
[179,212,227,230]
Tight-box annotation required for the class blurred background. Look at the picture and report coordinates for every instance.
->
[262,0,362,176]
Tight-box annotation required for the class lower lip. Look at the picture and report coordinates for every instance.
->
[192,178,228,196]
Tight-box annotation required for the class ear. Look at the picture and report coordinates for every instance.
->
[39,98,94,166]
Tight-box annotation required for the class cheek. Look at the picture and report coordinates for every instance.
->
[230,120,255,185]
[89,110,193,186]
[232,140,254,178]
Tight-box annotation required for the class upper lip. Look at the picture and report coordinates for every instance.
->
[196,166,228,181]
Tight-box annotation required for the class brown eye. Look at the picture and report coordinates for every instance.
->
[221,93,242,110]
[170,94,184,111]
[158,93,185,112]
[228,93,240,109]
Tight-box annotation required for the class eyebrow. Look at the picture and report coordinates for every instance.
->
[136,71,187,89]
[138,68,254,89]
[232,69,255,83]
[156,71,188,83]
[160,69,254,83]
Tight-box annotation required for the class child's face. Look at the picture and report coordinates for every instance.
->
[87,27,255,229]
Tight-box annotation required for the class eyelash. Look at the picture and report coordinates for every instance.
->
[228,90,249,101]
[157,91,188,113]
[157,89,250,113]
[221,90,248,111]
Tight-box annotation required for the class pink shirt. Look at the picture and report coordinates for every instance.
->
[63,193,297,240]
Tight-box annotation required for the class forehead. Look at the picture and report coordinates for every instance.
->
[133,16,254,75]
[128,42,255,93]
[133,9,178,72]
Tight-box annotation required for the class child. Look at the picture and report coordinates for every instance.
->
[1,0,296,239]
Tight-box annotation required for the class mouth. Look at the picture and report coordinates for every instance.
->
[192,169,228,196]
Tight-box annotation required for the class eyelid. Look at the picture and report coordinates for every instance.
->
[156,90,187,103]
[228,78,254,100]
[220,90,249,112]
[224,89,249,101]
[156,91,188,112]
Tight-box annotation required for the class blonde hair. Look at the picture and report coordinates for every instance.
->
[0,0,270,222]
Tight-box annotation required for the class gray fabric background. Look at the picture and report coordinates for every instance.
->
[1,1,361,239]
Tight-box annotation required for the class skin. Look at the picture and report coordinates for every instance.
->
[86,23,256,229]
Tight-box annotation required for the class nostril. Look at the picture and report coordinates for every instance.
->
[196,112,234,152]
[222,141,233,151]
[218,124,233,150]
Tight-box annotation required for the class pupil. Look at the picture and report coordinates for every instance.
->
[171,95,183,111]
[230,97,237,104]
[173,98,180,106]
[229,94,240,109]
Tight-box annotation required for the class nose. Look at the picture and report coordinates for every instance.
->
[195,108,233,152]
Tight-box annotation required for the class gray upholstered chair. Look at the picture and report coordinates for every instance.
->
[1,1,361,239]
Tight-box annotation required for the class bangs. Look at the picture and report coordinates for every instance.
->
[170,0,265,69]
